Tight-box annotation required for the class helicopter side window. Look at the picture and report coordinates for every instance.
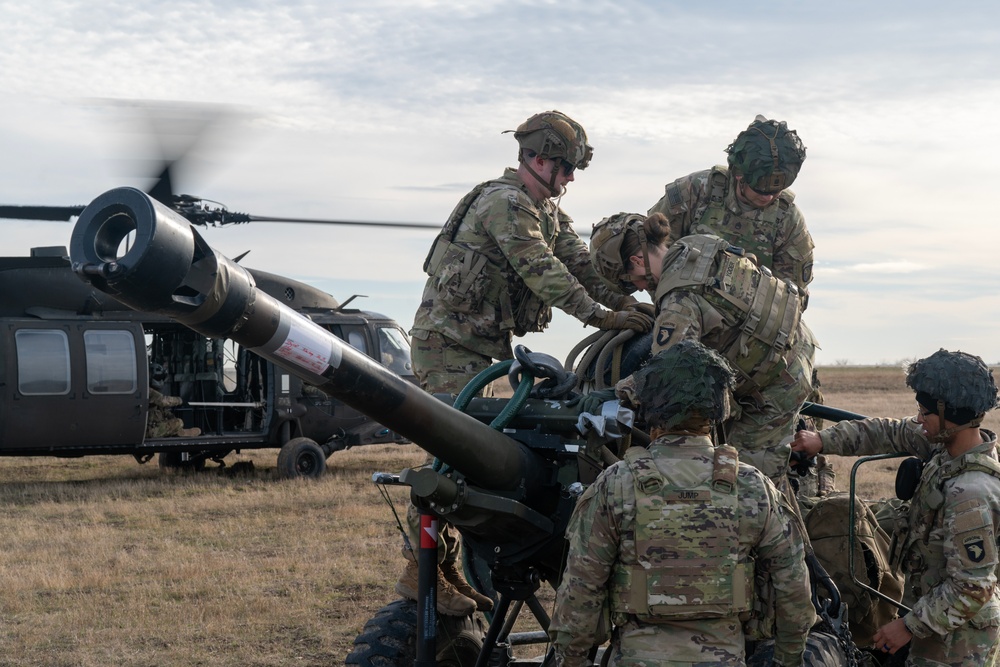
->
[377,327,413,376]
[347,331,367,354]
[15,329,71,395]
[84,330,138,394]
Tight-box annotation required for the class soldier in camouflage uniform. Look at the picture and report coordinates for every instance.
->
[400,111,654,616]
[647,116,813,299]
[550,341,815,667]
[792,349,1000,665]
[589,213,817,488]
[411,110,654,394]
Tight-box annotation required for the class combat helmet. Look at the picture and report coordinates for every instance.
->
[590,212,647,293]
[905,349,999,439]
[506,110,593,196]
[726,115,806,194]
[632,340,736,433]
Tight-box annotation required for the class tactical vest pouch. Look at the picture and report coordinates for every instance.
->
[432,245,491,315]
[510,286,552,336]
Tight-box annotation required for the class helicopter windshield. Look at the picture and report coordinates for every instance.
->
[377,327,413,377]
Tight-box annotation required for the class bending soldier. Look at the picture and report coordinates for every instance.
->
[401,111,654,616]
[590,214,817,490]
[648,116,813,299]
[550,341,815,667]
[793,349,1000,664]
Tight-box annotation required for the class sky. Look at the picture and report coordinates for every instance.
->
[1,0,998,366]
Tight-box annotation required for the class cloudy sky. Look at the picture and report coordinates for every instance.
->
[1,1,997,366]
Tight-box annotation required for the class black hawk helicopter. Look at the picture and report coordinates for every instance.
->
[0,103,439,478]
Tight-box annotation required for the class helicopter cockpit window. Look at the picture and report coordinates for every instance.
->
[15,329,71,395]
[377,327,413,376]
[84,330,138,394]
[347,331,367,354]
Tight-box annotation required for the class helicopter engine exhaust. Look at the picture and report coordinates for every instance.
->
[70,187,533,492]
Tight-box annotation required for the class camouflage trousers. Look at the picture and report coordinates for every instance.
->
[407,331,502,563]
[410,330,498,396]
[728,324,816,486]
[908,621,1000,666]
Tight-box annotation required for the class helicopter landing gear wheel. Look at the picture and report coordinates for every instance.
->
[276,437,326,479]
[346,598,508,667]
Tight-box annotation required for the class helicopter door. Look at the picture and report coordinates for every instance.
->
[0,321,147,450]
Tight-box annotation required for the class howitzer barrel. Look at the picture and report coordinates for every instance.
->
[69,187,530,491]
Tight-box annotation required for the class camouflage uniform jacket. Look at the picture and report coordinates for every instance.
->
[648,166,814,295]
[821,420,1000,661]
[550,435,815,667]
[411,168,628,361]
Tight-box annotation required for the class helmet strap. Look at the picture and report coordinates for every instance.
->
[929,398,984,443]
[638,226,654,287]
[519,152,561,198]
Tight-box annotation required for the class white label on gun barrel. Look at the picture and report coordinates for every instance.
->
[274,316,334,375]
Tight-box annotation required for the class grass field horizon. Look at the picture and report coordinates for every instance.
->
[0,365,997,666]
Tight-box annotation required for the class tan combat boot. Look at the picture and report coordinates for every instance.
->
[394,548,475,616]
[440,559,494,612]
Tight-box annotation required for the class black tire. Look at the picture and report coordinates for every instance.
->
[346,598,501,667]
[276,437,326,479]
[157,451,207,473]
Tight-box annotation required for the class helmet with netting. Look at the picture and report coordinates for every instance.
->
[508,110,593,170]
[633,340,736,431]
[905,349,999,425]
[726,115,806,193]
[590,212,646,293]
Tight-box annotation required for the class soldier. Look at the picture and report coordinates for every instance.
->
[648,115,813,299]
[589,213,817,489]
[792,349,1000,664]
[550,341,815,667]
[146,364,200,438]
[401,111,654,616]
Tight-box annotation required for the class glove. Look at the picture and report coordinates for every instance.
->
[587,309,654,333]
[576,388,618,415]
[624,301,656,318]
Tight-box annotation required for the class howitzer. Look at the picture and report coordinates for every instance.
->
[70,188,861,667]
[69,187,618,666]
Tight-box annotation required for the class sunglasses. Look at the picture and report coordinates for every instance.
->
[559,159,576,176]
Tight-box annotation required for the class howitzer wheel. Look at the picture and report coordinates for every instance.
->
[277,437,327,479]
[346,599,510,667]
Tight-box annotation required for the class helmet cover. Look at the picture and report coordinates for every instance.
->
[726,115,806,193]
[906,349,999,424]
[633,340,737,431]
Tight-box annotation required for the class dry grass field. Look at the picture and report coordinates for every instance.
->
[0,366,997,666]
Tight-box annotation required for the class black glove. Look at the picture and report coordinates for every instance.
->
[576,389,618,415]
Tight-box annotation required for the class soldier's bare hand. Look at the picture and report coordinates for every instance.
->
[872,618,911,655]
[791,429,823,457]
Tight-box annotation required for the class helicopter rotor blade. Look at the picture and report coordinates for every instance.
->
[0,205,87,222]
[246,215,440,230]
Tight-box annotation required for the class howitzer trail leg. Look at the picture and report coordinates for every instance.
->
[415,512,438,667]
